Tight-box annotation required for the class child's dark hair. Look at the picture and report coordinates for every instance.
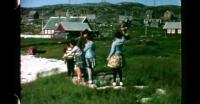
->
[63,47,67,53]
[69,39,77,46]
[114,31,123,39]
[86,33,93,40]
[83,29,93,40]
[83,29,89,34]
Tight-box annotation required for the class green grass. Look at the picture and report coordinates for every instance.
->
[20,28,181,104]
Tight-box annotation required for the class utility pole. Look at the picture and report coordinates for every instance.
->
[41,9,44,34]
[145,25,147,37]
[154,0,156,6]
[101,0,106,3]
[144,20,148,37]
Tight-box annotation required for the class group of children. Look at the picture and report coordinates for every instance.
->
[63,30,96,85]
[63,21,129,86]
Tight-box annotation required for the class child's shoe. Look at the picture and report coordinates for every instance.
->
[112,82,117,86]
[88,80,92,84]
[119,82,123,86]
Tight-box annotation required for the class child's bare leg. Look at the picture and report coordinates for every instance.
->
[75,67,81,83]
[77,67,82,81]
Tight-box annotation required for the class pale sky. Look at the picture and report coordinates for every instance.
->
[21,0,181,8]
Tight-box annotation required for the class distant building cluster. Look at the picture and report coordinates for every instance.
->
[144,19,162,28]
[119,15,133,24]
[143,9,181,35]
[21,6,181,37]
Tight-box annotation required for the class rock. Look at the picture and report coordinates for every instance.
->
[88,84,97,89]
[156,88,166,95]
[96,86,112,90]
[113,86,125,90]
[133,85,148,90]
[140,97,151,103]
[37,68,59,78]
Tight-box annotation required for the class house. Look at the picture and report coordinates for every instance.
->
[145,10,153,19]
[119,15,133,24]
[42,16,89,35]
[42,17,66,35]
[27,11,39,25]
[144,19,162,28]
[55,10,66,17]
[163,22,181,35]
[28,10,39,19]
[163,10,176,21]
[86,14,96,23]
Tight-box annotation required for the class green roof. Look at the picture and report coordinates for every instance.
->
[44,17,87,30]
[44,17,66,30]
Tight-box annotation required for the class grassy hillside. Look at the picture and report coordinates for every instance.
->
[21,2,180,18]
[20,25,181,104]
[21,2,181,34]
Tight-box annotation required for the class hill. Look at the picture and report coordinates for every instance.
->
[21,2,181,34]
[21,2,180,19]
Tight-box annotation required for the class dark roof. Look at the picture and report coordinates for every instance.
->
[66,17,87,22]
[163,22,181,29]
[86,14,96,20]
[119,15,133,21]
[59,22,92,31]
[145,10,153,15]
[43,17,87,30]
[29,11,37,16]
[119,16,133,23]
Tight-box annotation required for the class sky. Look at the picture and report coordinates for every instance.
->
[21,0,181,8]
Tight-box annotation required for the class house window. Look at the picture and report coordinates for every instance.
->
[44,30,46,34]
[167,29,171,34]
[178,29,181,34]
[171,29,175,34]
[52,30,54,34]
[48,30,51,34]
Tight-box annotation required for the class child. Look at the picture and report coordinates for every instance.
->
[66,40,84,83]
[107,31,125,86]
[63,43,75,78]
[83,33,96,84]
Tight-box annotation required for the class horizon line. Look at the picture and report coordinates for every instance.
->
[21,2,181,8]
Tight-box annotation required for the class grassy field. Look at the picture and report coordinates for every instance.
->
[20,26,181,104]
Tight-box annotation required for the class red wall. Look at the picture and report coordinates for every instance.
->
[56,24,65,31]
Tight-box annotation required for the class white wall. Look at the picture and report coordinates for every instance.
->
[20,35,53,38]
[166,29,181,34]
[44,29,55,35]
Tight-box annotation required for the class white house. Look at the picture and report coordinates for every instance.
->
[119,15,133,24]
[86,14,96,22]
[163,22,181,34]
[144,19,162,28]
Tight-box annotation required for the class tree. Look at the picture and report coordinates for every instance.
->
[34,12,39,19]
